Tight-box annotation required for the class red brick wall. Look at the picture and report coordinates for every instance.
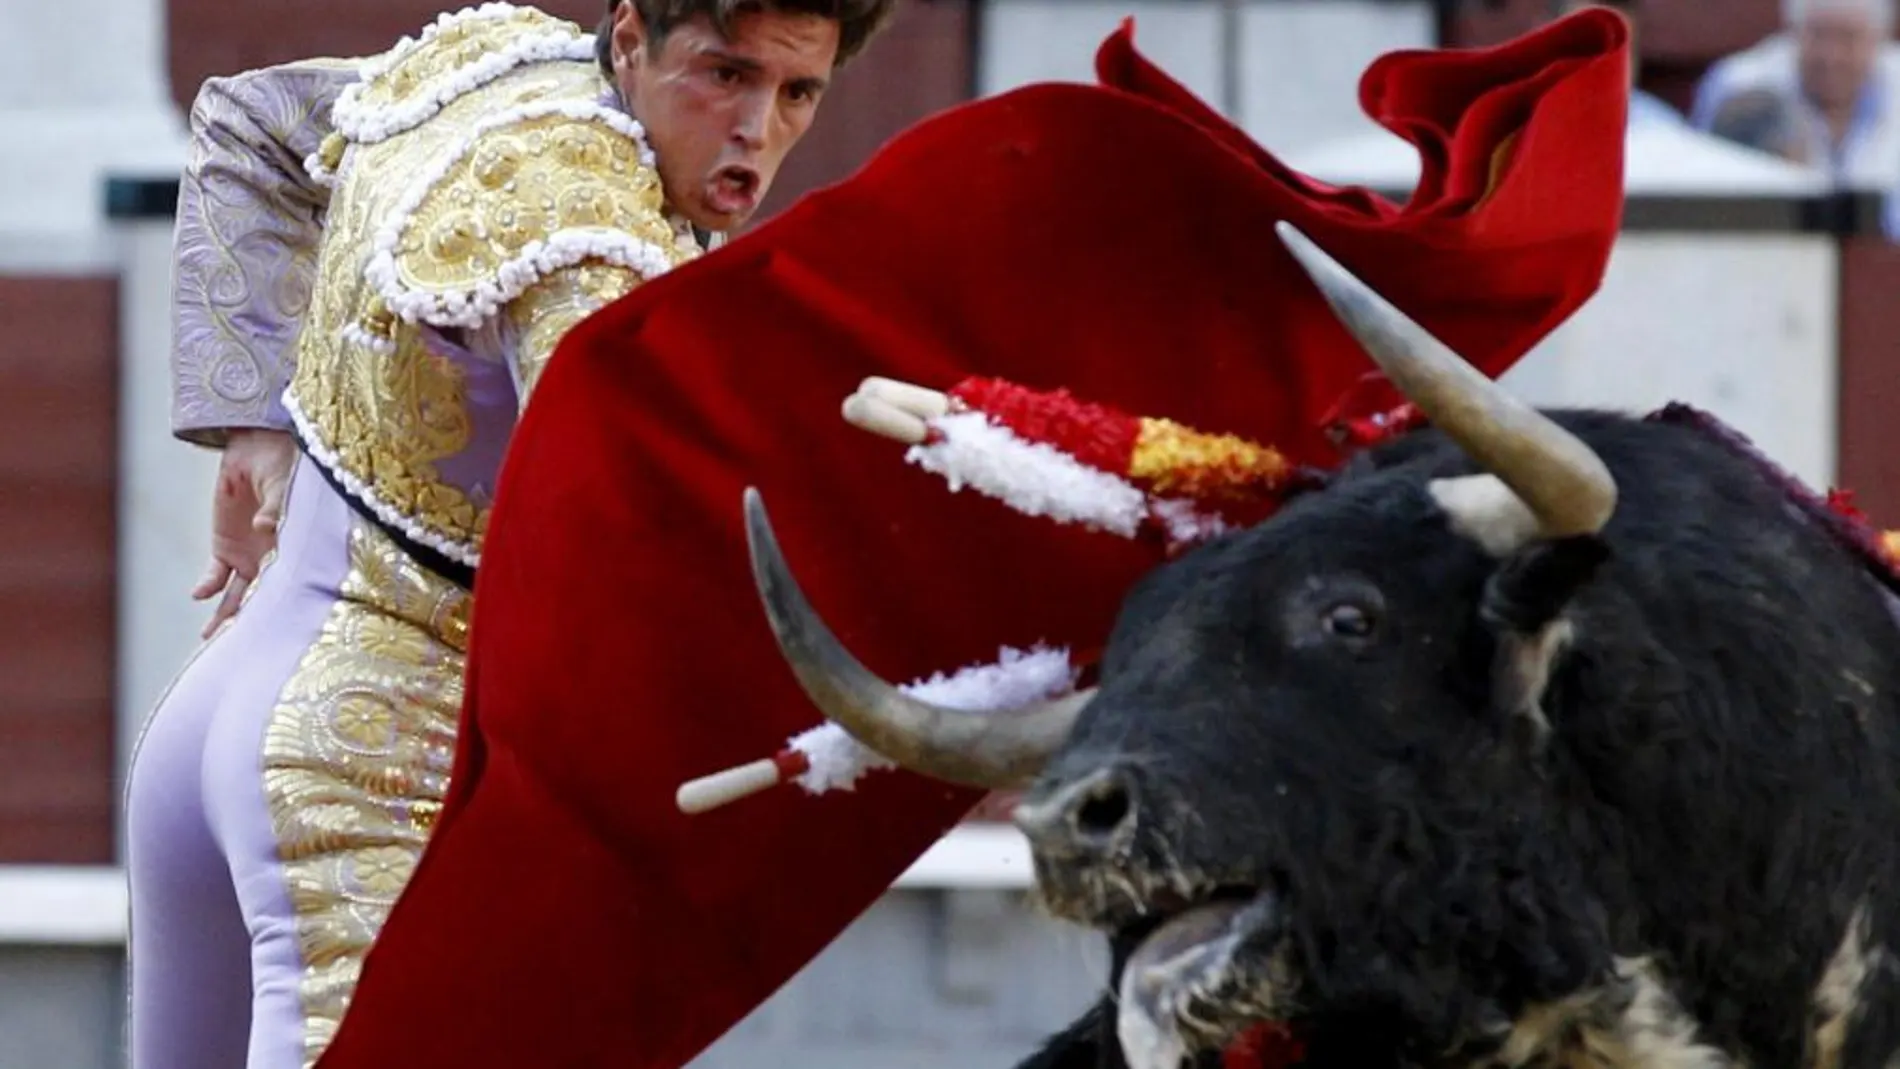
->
[0,277,120,863]
[168,0,975,228]
[169,0,601,113]
[1837,240,1900,528]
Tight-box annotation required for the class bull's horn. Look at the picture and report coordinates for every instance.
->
[1274,222,1617,538]
[741,487,1091,789]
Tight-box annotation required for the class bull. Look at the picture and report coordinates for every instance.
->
[737,221,1900,1069]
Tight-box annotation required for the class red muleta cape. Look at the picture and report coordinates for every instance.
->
[319,11,1629,1068]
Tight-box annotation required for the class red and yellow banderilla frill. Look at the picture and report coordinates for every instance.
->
[676,372,1311,816]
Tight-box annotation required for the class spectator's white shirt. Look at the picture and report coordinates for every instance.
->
[1690,32,1900,191]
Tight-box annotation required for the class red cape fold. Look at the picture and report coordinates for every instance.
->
[320,12,1627,1068]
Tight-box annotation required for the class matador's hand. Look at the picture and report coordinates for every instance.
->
[192,428,297,638]
[841,376,952,444]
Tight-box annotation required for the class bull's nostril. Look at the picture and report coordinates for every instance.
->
[1016,769,1138,853]
[1072,782,1132,839]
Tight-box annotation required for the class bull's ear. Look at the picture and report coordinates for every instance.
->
[1479,536,1612,750]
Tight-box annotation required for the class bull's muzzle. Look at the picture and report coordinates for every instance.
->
[1012,765,1141,862]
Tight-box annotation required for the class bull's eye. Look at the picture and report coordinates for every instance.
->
[1285,577,1385,650]
[1322,602,1377,640]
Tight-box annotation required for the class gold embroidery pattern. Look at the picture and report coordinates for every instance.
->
[387,107,677,303]
[286,56,691,565]
[261,519,471,1068]
[340,6,582,135]
[509,262,642,398]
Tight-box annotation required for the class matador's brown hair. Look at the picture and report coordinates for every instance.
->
[595,0,899,74]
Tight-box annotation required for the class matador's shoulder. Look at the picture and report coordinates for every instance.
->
[324,2,598,150]
[312,3,698,330]
[360,86,693,329]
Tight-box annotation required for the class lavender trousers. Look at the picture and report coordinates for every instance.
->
[125,453,470,1069]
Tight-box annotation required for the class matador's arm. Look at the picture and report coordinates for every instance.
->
[170,56,364,448]
[504,263,646,406]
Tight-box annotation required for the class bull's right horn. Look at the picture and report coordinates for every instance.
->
[741,488,1091,790]
[1274,221,1617,539]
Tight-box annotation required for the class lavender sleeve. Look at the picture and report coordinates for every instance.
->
[170,57,363,448]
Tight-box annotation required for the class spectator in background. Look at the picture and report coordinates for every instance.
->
[1691,0,1900,188]
[1554,0,1688,128]
[1707,86,1819,163]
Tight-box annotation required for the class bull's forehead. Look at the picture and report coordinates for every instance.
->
[1100,473,1491,662]
[1183,473,1466,582]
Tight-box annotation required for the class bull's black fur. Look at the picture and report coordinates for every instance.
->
[1014,408,1900,1068]
[1015,929,1225,1069]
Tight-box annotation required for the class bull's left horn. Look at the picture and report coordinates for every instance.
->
[741,487,1090,790]
[1274,221,1617,538]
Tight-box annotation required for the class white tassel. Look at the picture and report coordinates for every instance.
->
[904,411,1234,547]
[905,412,1149,537]
[790,644,1079,794]
[674,645,1080,814]
[1148,496,1233,546]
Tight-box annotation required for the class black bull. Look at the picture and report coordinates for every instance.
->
[740,224,1900,1068]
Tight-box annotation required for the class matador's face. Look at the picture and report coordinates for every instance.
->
[610,6,839,233]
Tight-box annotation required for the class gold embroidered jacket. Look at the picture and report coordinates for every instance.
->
[282,4,702,575]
